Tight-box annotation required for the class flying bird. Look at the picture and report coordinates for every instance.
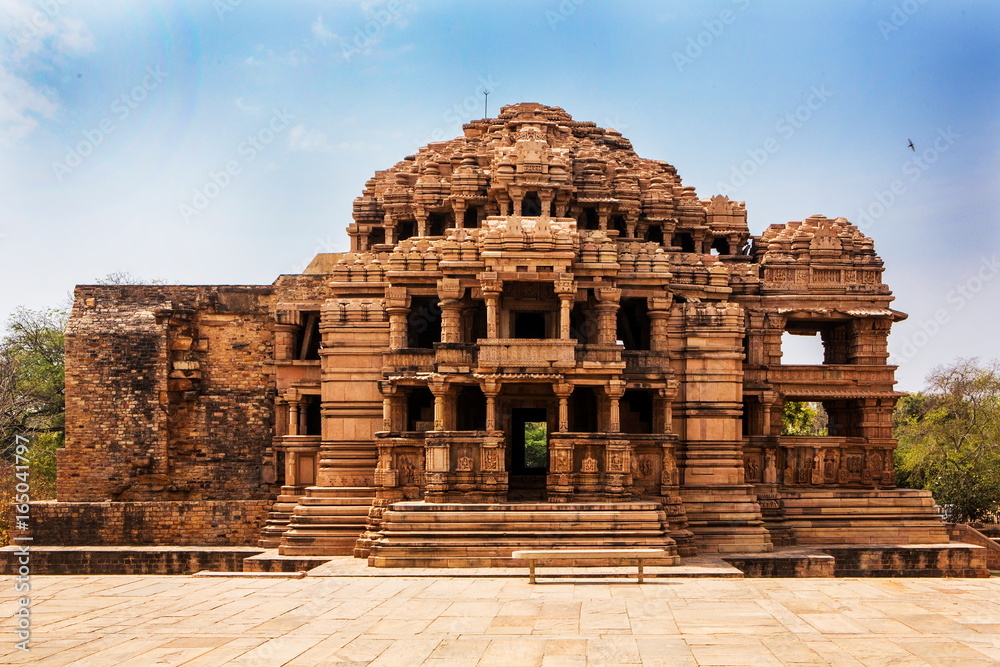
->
[907,139,915,151]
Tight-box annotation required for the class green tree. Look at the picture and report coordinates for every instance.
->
[0,307,68,542]
[524,422,548,468]
[781,401,828,436]
[894,358,1000,522]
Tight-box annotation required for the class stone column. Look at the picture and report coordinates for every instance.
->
[481,378,501,433]
[386,287,410,350]
[559,295,572,339]
[428,379,449,431]
[287,395,301,437]
[480,276,502,339]
[299,399,309,435]
[595,287,621,345]
[383,214,396,245]
[606,380,625,433]
[555,383,573,432]
[647,297,672,352]
[437,279,465,344]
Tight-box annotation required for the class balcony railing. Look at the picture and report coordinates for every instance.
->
[766,364,897,396]
[477,338,577,371]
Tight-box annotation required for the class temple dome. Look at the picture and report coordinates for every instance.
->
[347,103,749,253]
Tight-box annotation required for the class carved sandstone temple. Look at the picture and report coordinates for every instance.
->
[52,103,957,569]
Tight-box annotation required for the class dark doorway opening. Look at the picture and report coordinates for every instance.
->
[509,407,548,501]
[523,192,542,216]
[513,311,546,339]
[456,386,487,431]
[406,387,434,432]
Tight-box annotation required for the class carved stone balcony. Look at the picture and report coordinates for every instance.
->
[476,338,577,371]
[382,348,436,373]
[766,364,898,398]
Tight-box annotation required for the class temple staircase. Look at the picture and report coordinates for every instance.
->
[277,487,376,556]
[778,488,951,544]
[367,501,680,567]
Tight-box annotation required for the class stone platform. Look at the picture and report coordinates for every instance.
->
[367,501,680,568]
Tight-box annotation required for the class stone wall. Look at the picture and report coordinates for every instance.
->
[59,284,276,502]
[0,546,264,575]
[26,500,271,545]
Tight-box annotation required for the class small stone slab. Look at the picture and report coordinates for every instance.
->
[192,570,306,578]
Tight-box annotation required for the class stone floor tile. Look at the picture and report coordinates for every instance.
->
[426,636,491,661]
[477,638,547,666]
[587,636,641,665]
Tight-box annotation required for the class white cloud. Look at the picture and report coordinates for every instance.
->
[311,15,338,44]
[0,63,58,145]
[287,124,336,153]
[0,0,96,143]
[234,97,262,114]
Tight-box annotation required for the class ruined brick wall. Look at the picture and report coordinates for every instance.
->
[24,500,271,546]
[60,285,276,501]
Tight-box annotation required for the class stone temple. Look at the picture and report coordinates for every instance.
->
[38,103,986,575]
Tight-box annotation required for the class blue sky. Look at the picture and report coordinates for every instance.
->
[1,0,997,391]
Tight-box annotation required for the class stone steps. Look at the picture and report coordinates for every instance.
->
[779,489,951,545]
[368,501,680,568]
[277,486,376,556]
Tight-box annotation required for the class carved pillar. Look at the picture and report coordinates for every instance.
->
[647,297,671,352]
[437,278,464,344]
[480,276,502,339]
[606,380,626,433]
[287,393,301,437]
[480,378,501,433]
[383,214,397,245]
[415,210,428,237]
[595,287,621,345]
[428,378,448,431]
[540,192,554,217]
[298,399,309,435]
[555,383,573,433]
[386,287,410,350]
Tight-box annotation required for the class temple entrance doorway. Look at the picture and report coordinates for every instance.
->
[509,407,548,501]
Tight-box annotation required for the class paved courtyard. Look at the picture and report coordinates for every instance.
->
[3,566,1000,666]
